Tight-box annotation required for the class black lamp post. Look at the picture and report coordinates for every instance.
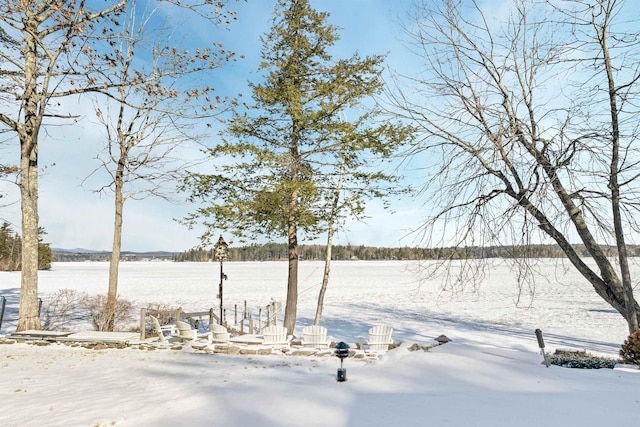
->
[335,341,350,382]
[214,235,228,325]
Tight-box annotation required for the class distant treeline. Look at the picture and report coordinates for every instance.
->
[174,242,640,262]
[52,251,177,262]
[0,222,52,271]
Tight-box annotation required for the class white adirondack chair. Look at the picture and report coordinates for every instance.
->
[149,315,175,342]
[175,320,197,341]
[210,323,231,343]
[301,325,331,348]
[262,325,292,347]
[368,325,393,352]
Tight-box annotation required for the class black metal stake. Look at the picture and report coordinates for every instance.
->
[535,328,550,367]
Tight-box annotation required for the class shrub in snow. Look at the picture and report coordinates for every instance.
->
[145,303,176,326]
[41,290,134,332]
[41,289,87,331]
[619,328,640,365]
[85,294,134,331]
[549,350,618,369]
[143,303,180,337]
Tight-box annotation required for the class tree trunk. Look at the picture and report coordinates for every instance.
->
[514,186,640,331]
[596,13,639,333]
[16,137,41,331]
[314,156,346,325]
[314,228,333,326]
[106,160,125,331]
[16,18,43,332]
[284,210,299,336]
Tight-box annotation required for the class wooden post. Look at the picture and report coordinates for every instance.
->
[240,316,244,334]
[249,316,254,334]
[140,308,147,340]
[258,308,262,333]
[244,310,248,331]
[271,301,277,326]
[209,308,214,331]
[244,300,248,319]
[0,296,6,330]
[266,304,271,328]
[234,304,237,325]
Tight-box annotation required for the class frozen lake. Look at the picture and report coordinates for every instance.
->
[1,259,636,355]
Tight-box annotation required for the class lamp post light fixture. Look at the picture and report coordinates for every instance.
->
[335,341,350,382]
[214,235,229,325]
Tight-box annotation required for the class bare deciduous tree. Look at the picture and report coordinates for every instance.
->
[40,289,86,331]
[84,1,239,331]
[0,0,128,331]
[0,0,240,332]
[391,0,640,332]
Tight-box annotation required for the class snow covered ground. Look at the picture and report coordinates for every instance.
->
[1,260,639,426]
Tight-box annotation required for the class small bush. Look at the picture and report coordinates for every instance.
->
[41,289,86,331]
[84,294,134,331]
[146,303,177,325]
[40,289,134,332]
[143,303,178,337]
[549,350,618,369]
[620,328,640,365]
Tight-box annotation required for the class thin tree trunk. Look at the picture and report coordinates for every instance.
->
[515,111,637,328]
[597,13,639,333]
[314,235,333,326]
[314,156,346,325]
[106,160,125,331]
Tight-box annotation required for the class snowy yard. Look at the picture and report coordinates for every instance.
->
[1,260,639,426]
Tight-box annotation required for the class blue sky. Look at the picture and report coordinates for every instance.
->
[0,0,426,252]
[6,0,634,253]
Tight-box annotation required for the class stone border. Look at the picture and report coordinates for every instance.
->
[0,335,390,360]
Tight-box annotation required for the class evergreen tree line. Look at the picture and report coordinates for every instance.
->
[173,242,640,262]
[0,222,52,271]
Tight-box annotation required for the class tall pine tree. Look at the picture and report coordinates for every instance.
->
[185,0,411,333]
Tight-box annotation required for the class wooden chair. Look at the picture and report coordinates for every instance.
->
[301,325,331,348]
[368,325,393,352]
[262,325,292,347]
